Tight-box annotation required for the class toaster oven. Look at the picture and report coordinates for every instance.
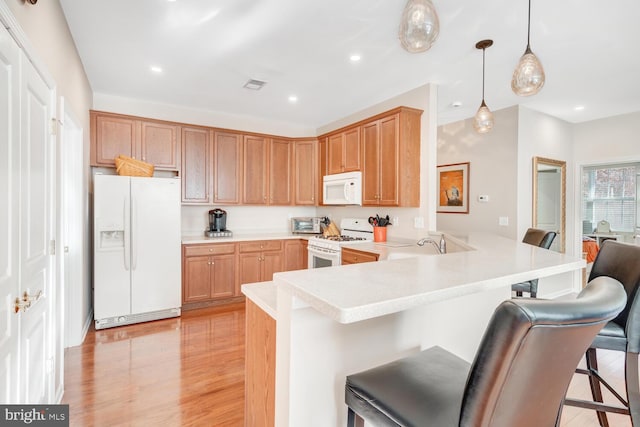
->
[291,217,323,234]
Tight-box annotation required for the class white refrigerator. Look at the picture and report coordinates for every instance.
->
[93,174,181,329]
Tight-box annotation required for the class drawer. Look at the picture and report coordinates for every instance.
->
[341,248,379,264]
[184,243,236,257]
[239,240,283,253]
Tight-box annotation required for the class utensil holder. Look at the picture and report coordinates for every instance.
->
[373,226,387,242]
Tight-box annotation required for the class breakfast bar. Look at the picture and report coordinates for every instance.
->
[242,232,586,427]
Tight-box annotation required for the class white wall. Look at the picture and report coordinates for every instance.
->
[516,106,574,254]
[6,0,94,346]
[437,106,519,239]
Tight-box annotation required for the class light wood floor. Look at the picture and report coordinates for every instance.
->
[63,302,632,426]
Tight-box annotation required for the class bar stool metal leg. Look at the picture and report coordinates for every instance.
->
[586,348,609,426]
[347,409,364,427]
[626,352,640,427]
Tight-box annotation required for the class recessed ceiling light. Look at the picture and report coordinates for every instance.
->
[350,54,361,62]
[450,101,462,108]
[243,79,267,90]
[288,95,298,103]
[574,105,585,111]
[150,66,163,73]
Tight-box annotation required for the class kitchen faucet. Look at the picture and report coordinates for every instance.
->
[417,234,447,254]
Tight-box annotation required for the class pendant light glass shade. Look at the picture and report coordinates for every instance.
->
[473,101,494,134]
[511,0,545,96]
[511,47,545,96]
[474,40,494,134]
[398,0,440,53]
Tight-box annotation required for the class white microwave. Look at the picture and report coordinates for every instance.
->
[323,171,362,205]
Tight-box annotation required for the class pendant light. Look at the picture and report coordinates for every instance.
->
[511,0,545,96]
[473,39,494,134]
[398,0,440,53]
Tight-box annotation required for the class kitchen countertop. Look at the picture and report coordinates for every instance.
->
[182,232,315,245]
[241,281,277,318]
[262,232,585,324]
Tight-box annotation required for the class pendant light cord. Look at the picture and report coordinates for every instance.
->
[526,0,532,49]
[482,47,486,102]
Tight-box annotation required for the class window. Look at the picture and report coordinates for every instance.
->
[582,163,638,233]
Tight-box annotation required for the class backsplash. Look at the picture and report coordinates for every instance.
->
[181,205,317,235]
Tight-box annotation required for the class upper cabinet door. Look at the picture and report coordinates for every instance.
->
[139,121,180,170]
[269,138,292,205]
[327,133,344,175]
[378,115,399,205]
[293,140,317,205]
[343,127,361,172]
[326,127,361,175]
[92,113,137,166]
[243,135,268,204]
[361,121,380,205]
[213,131,242,204]
[181,127,210,204]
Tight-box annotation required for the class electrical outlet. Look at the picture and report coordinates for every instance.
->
[478,195,489,202]
[392,216,399,226]
[499,216,509,226]
[414,216,425,228]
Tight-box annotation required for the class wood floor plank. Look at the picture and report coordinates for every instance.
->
[62,302,634,426]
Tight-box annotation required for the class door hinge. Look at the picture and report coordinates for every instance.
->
[50,118,58,136]
[49,240,56,255]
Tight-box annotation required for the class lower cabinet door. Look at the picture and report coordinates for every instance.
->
[183,255,212,303]
[211,254,236,298]
[239,253,262,286]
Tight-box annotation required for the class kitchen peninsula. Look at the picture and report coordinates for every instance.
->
[242,232,586,427]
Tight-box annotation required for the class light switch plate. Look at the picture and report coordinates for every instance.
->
[499,216,509,226]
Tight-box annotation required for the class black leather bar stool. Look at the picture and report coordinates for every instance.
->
[345,277,626,427]
[564,240,640,426]
[512,228,557,298]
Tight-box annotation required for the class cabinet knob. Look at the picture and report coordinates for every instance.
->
[209,248,213,252]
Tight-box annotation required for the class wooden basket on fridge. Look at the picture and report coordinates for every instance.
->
[114,155,154,177]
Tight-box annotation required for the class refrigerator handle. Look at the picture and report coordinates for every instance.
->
[132,196,137,270]
[123,196,130,271]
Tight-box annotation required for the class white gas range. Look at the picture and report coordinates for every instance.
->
[307,218,373,268]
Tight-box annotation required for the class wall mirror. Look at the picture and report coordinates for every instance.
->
[532,156,566,253]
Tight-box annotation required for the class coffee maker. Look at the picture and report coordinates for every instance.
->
[204,208,232,237]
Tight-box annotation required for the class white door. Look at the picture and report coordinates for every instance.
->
[0,21,21,404]
[130,178,181,314]
[19,53,55,404]
[61,100,85,348]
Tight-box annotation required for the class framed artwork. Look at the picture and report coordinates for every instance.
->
[437,162,470,214]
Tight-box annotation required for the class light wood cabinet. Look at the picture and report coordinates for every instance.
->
[238,240,284,284]
[243,135,269,204]
[182,243,237,304]
[213,131,242,204]
[362,115,400,205]
[90,111,179,170]
[361,107,422,207]
[327,127,360,174]
[139,120,180,169]
[284,239,307,271]
[269,138,292,205]
[341,247,379,265]
[293,139,317,205]
[181,127,211,204]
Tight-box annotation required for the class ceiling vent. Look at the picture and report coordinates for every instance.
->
[243,79,267,90]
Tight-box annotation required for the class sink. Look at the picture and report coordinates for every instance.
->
[386,252,422,260]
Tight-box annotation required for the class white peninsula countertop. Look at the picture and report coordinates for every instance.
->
[242,232,586,427]
[270,232,585,324]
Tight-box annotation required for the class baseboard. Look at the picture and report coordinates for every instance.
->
[80,309,93,343]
